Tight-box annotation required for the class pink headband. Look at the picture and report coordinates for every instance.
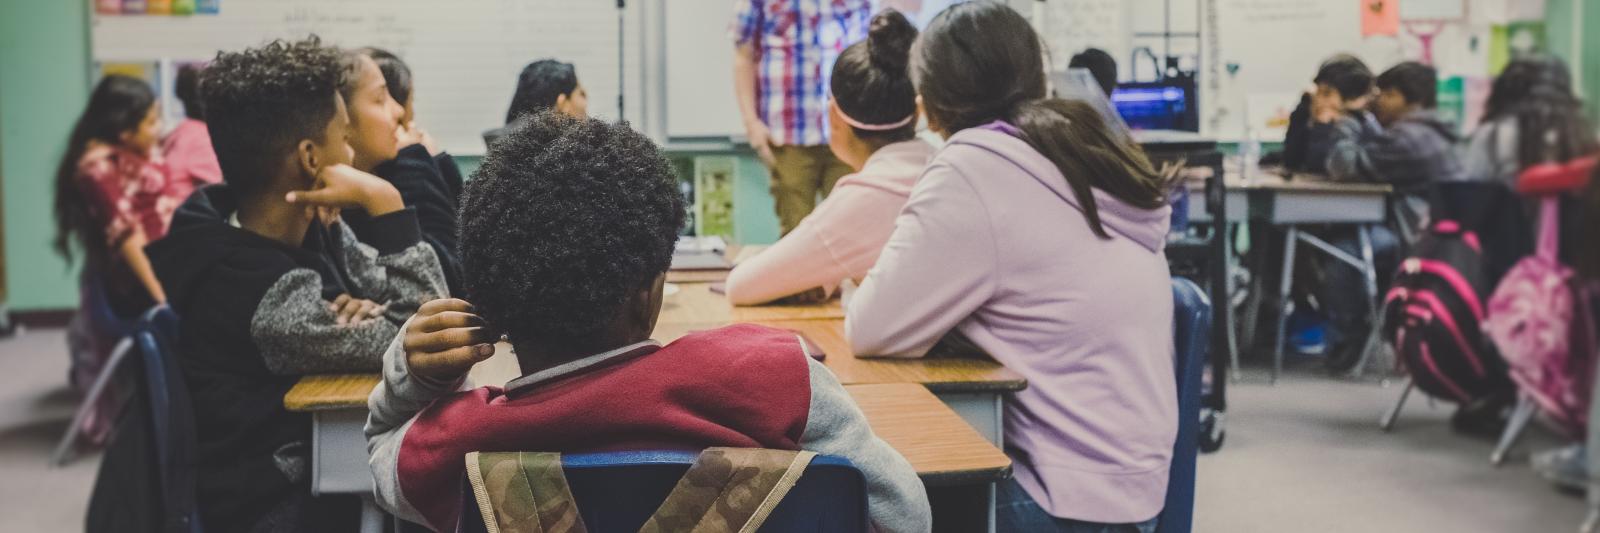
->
[831,99,916,131]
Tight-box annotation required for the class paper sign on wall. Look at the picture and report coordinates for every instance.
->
[1362,0,1399,36]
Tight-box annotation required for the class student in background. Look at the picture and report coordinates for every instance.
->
[361,47,465,200]
[846,2,1175,531]
[339,49,465,296]
[142,38,447,531]
[163,63,222,200]
[484,59,586,147]
[725,9,932,305]
[1462,55,1597,188]
[732,0,872,236]
[54,74,181,446]
[1279,54,1374,174]
[365,111,929,532]
[1068,47,1118,98]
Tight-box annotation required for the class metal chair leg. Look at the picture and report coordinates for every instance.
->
[1582,509,1599,533]
[1491,395,1538,466]
[1272,227,1299,384]
[1379,378,1414,432]
[52,337,134,466]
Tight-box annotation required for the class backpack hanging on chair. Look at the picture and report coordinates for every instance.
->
[1382,219,1513,403]
[1484,157,1600,437]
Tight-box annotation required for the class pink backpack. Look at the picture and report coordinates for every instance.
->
[1484,196,1597,436]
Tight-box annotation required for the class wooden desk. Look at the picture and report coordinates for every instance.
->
[656,282,844,324]
[654,319,1024,447]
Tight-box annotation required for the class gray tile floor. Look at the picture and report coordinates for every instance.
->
[0,328,1587,532]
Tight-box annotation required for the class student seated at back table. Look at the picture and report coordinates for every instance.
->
[844,3,1175,532]
[1067,47,1117,98]
[725,9,933,305]
[144,37,448,532]
[364,111,930,532]
[337,48,466,296]
[482,58,588,148]
[1276,54,1374,174]
[163,63,222,201]
[360,47,466,200]
[1323,60,1464,226]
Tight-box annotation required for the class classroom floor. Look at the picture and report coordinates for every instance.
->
[0,328,1588,532]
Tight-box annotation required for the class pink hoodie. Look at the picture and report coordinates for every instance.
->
[846,124,1176,523]
[726,140,935,304]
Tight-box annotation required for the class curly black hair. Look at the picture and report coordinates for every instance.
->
[459,111,685,348]
[202,36,344,196]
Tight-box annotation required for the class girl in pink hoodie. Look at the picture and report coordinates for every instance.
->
[846,2,1178,531]
[725,9,935,305]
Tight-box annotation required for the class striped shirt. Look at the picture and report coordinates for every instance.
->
[731,0,871,146]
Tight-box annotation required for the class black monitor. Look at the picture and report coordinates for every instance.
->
[1112,77,1199,132]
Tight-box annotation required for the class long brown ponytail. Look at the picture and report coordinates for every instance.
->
[913,0,1170,238]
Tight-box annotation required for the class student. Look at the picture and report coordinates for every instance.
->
[54,74,181,445]
[360,47,466,200]
[845,2,1175,531]
[724,9,932,305]
[1068,47,1118,98]
[339,49,466,296]
[1279,54,1374,174]
[163,63,222,201]
[143,38,447,532]
[483,59,586,147]
[365,111,929,532]
[1462,55,1598,188]
[1325,61,1463,223]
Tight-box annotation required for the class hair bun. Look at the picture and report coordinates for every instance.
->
[867,9,918,74]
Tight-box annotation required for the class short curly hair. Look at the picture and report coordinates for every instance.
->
[460,111,685,347]
[202,36,344,196]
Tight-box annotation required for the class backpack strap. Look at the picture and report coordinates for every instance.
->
[1537,196,1561,261]
[640,448,819,533]
[464,451,588,533]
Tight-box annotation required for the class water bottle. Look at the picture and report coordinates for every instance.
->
[1241,128,1262,184]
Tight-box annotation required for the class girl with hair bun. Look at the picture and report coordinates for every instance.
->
[725,9,934,305]
[845,2,1178,531]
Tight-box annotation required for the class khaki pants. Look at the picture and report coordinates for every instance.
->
[770,145,852,235]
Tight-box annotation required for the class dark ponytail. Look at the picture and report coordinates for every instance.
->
[914,1,1169,238]
[53,75,157,266]
[830,9,919,144]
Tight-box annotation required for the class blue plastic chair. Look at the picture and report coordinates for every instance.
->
[52,276,145,465]
[134,306,204,533]
[1157,277,1211,533]
[460,450,868,533]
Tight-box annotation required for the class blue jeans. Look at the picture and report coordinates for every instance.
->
[996,478,1159,533]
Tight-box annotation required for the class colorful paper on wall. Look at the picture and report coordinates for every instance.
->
[172,0,195,15]
[1490,22,1546,75]
[96,0,123,15]
[146,0,171,15]
[1362,0,1400,36]
[196,0,219,15]
[122,0,147,14]
[1436,76,1466,136]
[693,157,737,240]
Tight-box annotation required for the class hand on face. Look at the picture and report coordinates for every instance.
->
[287,163,404,217]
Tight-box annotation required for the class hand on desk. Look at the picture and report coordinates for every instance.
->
[404,298,497,383]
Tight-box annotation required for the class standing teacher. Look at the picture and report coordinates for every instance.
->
[732,0,873,235]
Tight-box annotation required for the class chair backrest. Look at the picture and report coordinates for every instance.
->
[134,306,203,533]
[1158,277,1212,533]
[460,450,868,533]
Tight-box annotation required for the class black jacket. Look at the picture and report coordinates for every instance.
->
[145,184,445,531]
[343,143,464,296]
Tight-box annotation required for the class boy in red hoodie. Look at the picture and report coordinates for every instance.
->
[364,111,930,532]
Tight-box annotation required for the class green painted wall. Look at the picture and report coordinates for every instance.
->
[1,0,89,311]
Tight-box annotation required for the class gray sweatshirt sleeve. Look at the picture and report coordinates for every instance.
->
[798,355,932,533]
[365,319,465,524]
[249,211,446,375]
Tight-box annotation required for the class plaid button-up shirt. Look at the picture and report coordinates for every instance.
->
[731,0,871,146]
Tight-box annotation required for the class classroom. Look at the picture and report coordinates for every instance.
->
[0,0,1596,531]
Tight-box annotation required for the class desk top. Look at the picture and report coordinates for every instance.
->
[653,320,1026,393]
[846,383,1012,485]
[1217,172,1393,194]
[658,282,845,324]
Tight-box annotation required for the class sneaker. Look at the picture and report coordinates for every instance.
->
[1532,444,1588,493]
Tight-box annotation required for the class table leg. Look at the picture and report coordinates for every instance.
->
[1224,222,1242,383]
[359,495,385,533]
[1272,227,1299,384]
[1349,225,1383,378]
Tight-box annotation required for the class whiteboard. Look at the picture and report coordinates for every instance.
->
[91,0,644,155]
